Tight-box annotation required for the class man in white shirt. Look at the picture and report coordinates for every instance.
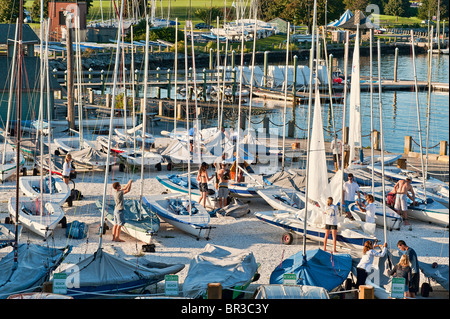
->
[356,194,376,224]
[323,197,339,253]
[330,134,342,172]
[342,173,361,218]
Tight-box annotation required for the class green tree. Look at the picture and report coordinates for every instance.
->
[384,0,409,20]
[342,0,369,12]
[0,0,21,23]
[194,6,223,26]
[30,0,94,22]
[418,0,449,21]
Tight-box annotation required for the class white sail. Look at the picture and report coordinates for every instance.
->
[307,90,329,207]
[348,26,362,165]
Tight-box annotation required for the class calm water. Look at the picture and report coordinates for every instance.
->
[246,53,449,155]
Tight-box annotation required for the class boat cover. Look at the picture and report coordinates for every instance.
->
[70,145,109,166]
[183,244,259,298]
[97,199,160,233]
[62,248,184,296]
[254,284,330,299]
[0,224,19,247]
[270,249,352,292]
[209,198,250,218]
[0,244,70,299]
[419,261,449,291]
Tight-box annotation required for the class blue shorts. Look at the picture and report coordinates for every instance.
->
[114,209,125,226]
[344,200,353,212]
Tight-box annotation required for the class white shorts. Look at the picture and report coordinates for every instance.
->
[395,194,408,211]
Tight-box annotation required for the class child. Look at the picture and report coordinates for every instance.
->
[62,153,75,185]
[389,254,412,298]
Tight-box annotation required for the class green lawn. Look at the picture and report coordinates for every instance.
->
[87,0,239,28]
[373,14,423,27]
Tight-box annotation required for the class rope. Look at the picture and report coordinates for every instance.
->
[411,137,442,150]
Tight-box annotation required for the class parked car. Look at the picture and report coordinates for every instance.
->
[195,23,212,30]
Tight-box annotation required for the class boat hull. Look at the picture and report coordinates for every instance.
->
[143,194,212,239]
[254,210,377,250]
[8,197,65,238]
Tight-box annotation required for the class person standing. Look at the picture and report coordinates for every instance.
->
[356,194,376,224]
[342,173,361,218]
[393,178,415,226]
[112,180,132,242]
[330,134,342,172]
[213,153,226,190]
[197,162,213,208]
[356,241,388,288]
[323,197,339,253]
[217,161,229,208]
[388,254,412,298]
[397,240,420,298]
[62,153,75,185]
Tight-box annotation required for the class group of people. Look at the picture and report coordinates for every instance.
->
[322,171,416,253]
[355,239,420,298]
[196,153,231,209]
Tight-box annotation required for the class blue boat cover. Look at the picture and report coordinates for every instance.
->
[270,249,352,291]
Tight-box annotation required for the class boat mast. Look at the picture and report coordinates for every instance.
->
[246,1,258,132]
[174,18,178,136]
[377,39,387,242]
[14,0,24,266]
[424,47,432,181]
[184,25,192,212]
[340,31,349,215]
[139,9,151,214]
[98,0,125,249]
[235,15,245,182]
[410,30,427,196]
[1,19,18,166]
[302,0,318,260]
[281,22,290,172]
[369,28,375,193]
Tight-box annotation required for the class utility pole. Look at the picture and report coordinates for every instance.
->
[66,12,75,130]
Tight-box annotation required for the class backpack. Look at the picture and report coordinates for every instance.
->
[71,189,83,201]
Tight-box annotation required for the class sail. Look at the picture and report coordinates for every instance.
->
[307,90,329,207]
[348,27,362,164]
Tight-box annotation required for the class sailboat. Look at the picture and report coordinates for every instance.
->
[143,193,212,239]
[346,25,400,172]
[0,10,71,299]
[145,23,213,239]
[59,5,183,298]
[262,10,354,293]
[19,27,70,207]
[255,24,377,249]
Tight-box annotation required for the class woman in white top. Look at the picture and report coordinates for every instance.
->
[356,241,388,288]
[323,197,339,253]
[62,153,74,185]
[356,194,376,224]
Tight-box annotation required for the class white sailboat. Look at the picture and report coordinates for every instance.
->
[60,5,183,298]
[145,23,213,238]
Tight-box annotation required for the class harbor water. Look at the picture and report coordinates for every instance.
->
[247,52,449,155]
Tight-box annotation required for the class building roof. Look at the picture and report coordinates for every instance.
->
[0,24,40,45]
[0,57,60,92]
[338,11,379,30]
